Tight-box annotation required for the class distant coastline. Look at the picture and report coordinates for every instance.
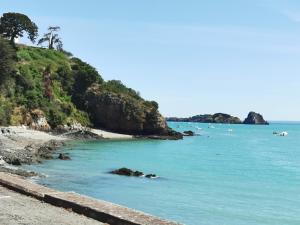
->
[167,111,269,125]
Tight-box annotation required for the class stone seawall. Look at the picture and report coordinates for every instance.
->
[0,172,182,225]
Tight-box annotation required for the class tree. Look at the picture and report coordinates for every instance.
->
[0,37,16,81]
[0,12,38,46]
[38,26,63,50]
[71,58,103,110]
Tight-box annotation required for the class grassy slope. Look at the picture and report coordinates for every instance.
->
[1,46,90,126]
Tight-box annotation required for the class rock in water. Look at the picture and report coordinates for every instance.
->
[145,174,157,178]
[183,130,195,136]
[58,153,71,160]
[243,112,269,125]
[133,171,144,176]
[110,168,144,177]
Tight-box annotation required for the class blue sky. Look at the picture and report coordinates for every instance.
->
[1,0,300,120]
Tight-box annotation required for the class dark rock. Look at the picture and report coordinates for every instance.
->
[1,128,13,134]
[145,174,157,178]
[142,128,183,140]
[243,112,269,125]
[11,158,21,166]
[110,168,144,177]
[183,130,194,136]
[58,153,71,160]
[133,171,144,176]
[167,113,242,124]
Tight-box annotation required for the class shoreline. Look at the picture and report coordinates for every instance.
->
[0,127,182,225]
[0,126,133,177]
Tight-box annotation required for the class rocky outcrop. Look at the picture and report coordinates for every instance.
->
[29,109,51,131]
[243,112,269,125]
[85,84,182,139]
[145,174,157,178]
[110,168,157,179]
[58,153,71,160]
[10,107,51,131]
[110,168,144,177]
[183,130,195,136]
[167,113,242,124]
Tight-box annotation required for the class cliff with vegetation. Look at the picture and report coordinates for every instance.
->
[0,40,179,137]
[167,113,242,124]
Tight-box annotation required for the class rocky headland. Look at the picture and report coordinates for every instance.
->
[0,42,181,141]
[85,84,182,139]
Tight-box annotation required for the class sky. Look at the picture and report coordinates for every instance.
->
[1,0,300,120]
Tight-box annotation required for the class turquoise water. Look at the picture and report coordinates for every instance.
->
[25,122,300,225]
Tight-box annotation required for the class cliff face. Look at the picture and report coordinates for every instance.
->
[243,112,269,125]
[85,85,168,135]
[167,113,242,124]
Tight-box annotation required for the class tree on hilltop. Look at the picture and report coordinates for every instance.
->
[0,12,38,46]
[38,26,63,50]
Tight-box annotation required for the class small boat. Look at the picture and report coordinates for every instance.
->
[273,131,288,136]
[279,131,288,136]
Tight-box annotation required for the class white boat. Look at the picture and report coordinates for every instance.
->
[279,131,288,136]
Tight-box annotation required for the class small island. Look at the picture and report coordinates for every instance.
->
[243,112,269,125]
[167,112,269,125]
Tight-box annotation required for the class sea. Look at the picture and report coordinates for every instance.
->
[24,122,300,225]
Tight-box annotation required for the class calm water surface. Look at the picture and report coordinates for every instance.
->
[25,122,300,225]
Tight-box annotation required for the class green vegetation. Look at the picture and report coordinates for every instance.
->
[0,12,38,46]
[0,11,170,136]
[0,38,16,81]
[0,44,91,127]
